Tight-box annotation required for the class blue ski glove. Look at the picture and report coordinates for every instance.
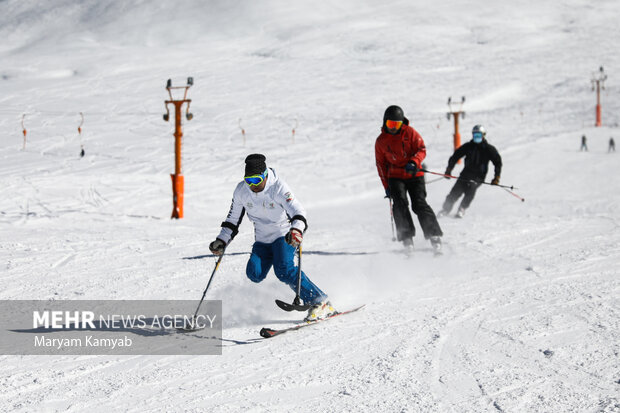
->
[405,162,418,175]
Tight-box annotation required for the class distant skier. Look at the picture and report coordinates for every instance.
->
[375,105,443,253]
[438,125,502,218]
[208,154,335,321]
[609,137,615,153]
[580,135,588,151]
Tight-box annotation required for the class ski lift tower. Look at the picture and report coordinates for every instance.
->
[163,77,194,219]
[447,96,466,158]
[591,66,607,127]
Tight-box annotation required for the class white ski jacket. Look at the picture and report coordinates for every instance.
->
[217,168,307,244]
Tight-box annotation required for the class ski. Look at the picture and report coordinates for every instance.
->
[259,305,365,338]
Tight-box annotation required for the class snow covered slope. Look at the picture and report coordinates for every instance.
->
[1,0,619,411]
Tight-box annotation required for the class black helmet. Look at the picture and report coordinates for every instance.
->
[383,105,404,122]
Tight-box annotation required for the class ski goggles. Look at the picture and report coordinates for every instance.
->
[385,120,403,129]
[244,169,267,186]
[472,132,483,142]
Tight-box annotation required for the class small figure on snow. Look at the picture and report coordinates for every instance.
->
[580,134,588,152]
[208,154,335,321]
[609,137,615,153]
[375,105,443,253]
[438,125,502,218]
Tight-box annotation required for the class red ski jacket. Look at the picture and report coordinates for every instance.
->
[375,123,426,189]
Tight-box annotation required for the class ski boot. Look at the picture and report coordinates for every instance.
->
[430,236,442,255]
[455,207,466,218]
[304,300,336,322]
[403,237,414,256]
[436,209,449,218]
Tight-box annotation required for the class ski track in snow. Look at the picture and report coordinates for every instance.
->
[1,0,620,412]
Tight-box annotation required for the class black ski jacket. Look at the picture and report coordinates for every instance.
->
[447,139,502,181]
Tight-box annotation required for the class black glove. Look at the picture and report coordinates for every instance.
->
[384,188,391,199]
[444,168,452,179]
[209,239,226,255]
[405,162,418,175]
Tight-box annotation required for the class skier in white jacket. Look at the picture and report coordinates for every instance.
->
[209,154,335,321]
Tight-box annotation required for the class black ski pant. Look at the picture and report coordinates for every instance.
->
[388,176,443,241]
[442,178,482,213]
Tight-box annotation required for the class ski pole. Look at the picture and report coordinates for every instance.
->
[421,169,519,190]
[275,244,311,311]
[191,248,226,321]
[503,187,525,202]
[388,198,396,241]
[293,245,303,306]
[422,168,525,202]
[425,176,445,185]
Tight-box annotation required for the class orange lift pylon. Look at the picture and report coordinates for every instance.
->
[591,66,607,127]
[163,77,194,219]
[447,96,466,162]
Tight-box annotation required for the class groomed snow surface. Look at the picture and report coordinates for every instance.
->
[1,0,619,411]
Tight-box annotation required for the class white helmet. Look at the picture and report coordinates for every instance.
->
[472,124,486,138]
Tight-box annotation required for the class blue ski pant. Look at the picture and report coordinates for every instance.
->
[246,237,327,305]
